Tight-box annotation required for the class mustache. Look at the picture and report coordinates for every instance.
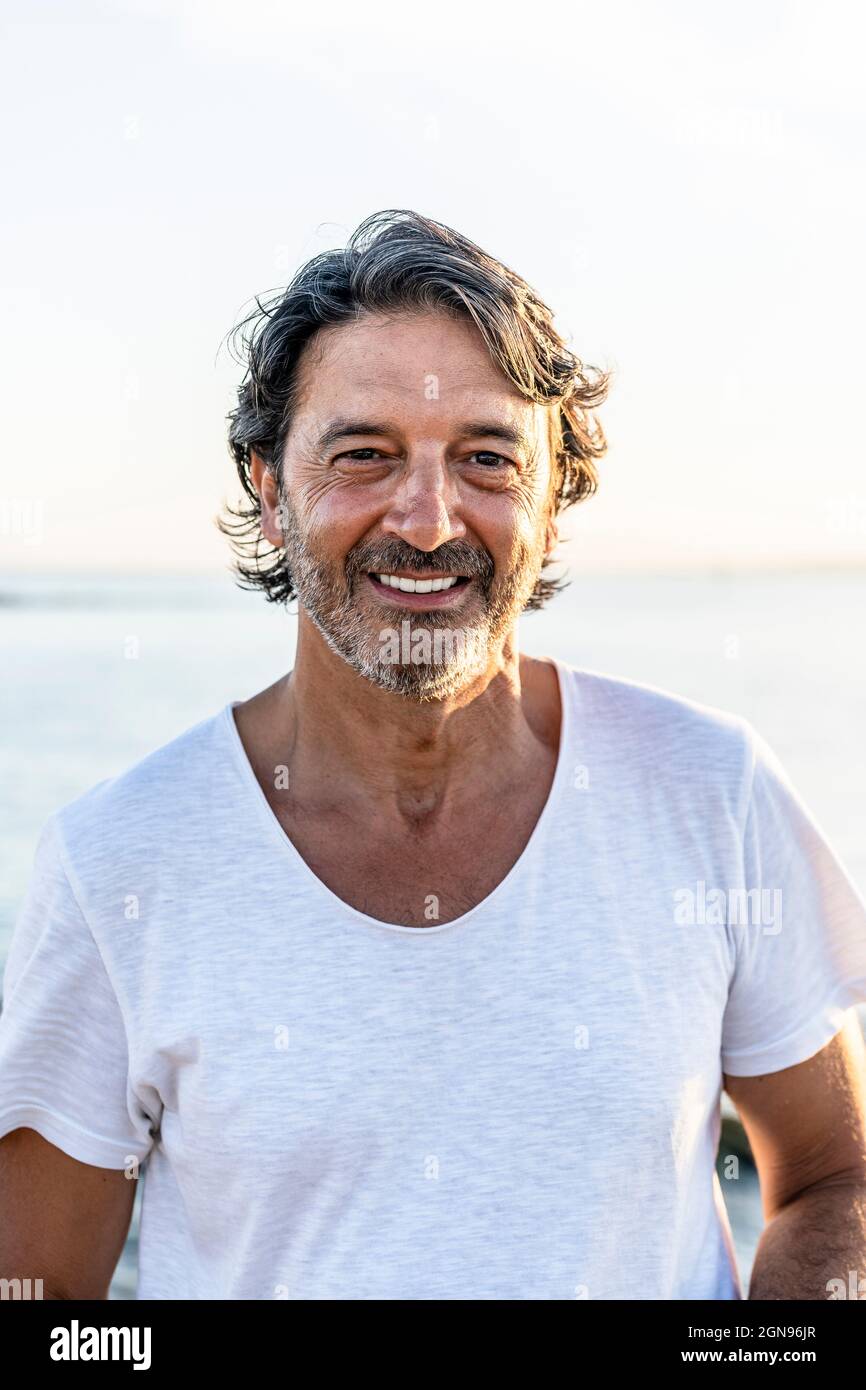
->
[345,539,494,585]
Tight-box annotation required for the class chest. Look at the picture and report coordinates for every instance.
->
[268,774,555,928]
[142,915,728,1202]
[129,793,738,1182]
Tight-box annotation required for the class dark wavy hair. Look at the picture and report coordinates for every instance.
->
[219,209,610,610]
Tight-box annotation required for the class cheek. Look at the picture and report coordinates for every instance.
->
[516,476,556,556]
[293,476,383,551]
[466,481,546,556]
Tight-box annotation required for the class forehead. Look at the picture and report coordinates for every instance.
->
[291,310,542,431]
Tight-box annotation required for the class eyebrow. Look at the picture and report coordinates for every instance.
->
[315,418,535,455]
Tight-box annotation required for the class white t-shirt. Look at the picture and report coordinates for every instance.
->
[2,659,866,1301]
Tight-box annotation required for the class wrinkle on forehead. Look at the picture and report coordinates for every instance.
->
[293,310,507,400]
[288,311,552,469]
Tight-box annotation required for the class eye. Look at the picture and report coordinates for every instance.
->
[335,448,386,462]
[468,451,513,468]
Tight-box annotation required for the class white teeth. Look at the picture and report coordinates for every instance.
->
[375,574,460,592]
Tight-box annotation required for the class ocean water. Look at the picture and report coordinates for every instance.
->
[2,567,865,1298]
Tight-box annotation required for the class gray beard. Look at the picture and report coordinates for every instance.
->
[278,498,544,701]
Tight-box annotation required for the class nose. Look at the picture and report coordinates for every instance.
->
[379,457,467,553]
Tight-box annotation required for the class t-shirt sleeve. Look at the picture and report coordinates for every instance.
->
[721,722,866,1077]
[0,812,155,1168]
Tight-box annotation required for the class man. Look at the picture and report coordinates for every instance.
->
[1,209,866,1301]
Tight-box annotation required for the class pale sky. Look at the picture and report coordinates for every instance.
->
[1,0,865,574]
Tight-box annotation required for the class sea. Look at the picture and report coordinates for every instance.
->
[2,567,865,1298]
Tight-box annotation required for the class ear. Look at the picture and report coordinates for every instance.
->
[544,511,560,562]
[543,410,562,562]
[250,450,284,549]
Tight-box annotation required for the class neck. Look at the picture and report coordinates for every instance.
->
[241,613,559,827]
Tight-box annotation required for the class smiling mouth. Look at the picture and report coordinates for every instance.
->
[371,572,470,593]
[365,572,472,605]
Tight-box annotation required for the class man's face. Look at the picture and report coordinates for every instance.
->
[254,310,557,699]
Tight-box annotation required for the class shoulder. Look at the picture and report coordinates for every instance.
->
[49,706,234,883]
[553,658,760,809]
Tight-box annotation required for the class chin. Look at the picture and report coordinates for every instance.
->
[307,602,495,699]
[347,644,489,702]
[363,660,472,702]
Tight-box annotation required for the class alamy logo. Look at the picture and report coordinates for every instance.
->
[378,620,486,666]
[49,1320,152,1370]
[826,1270,866,1299]
[0,1277,43,1299]
[673,880,782,935]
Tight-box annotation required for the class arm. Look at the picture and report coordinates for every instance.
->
[0,1127,136,1300]
[724,1013,866,1300]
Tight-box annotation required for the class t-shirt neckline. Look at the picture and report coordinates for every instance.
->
[221,656,572,935]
